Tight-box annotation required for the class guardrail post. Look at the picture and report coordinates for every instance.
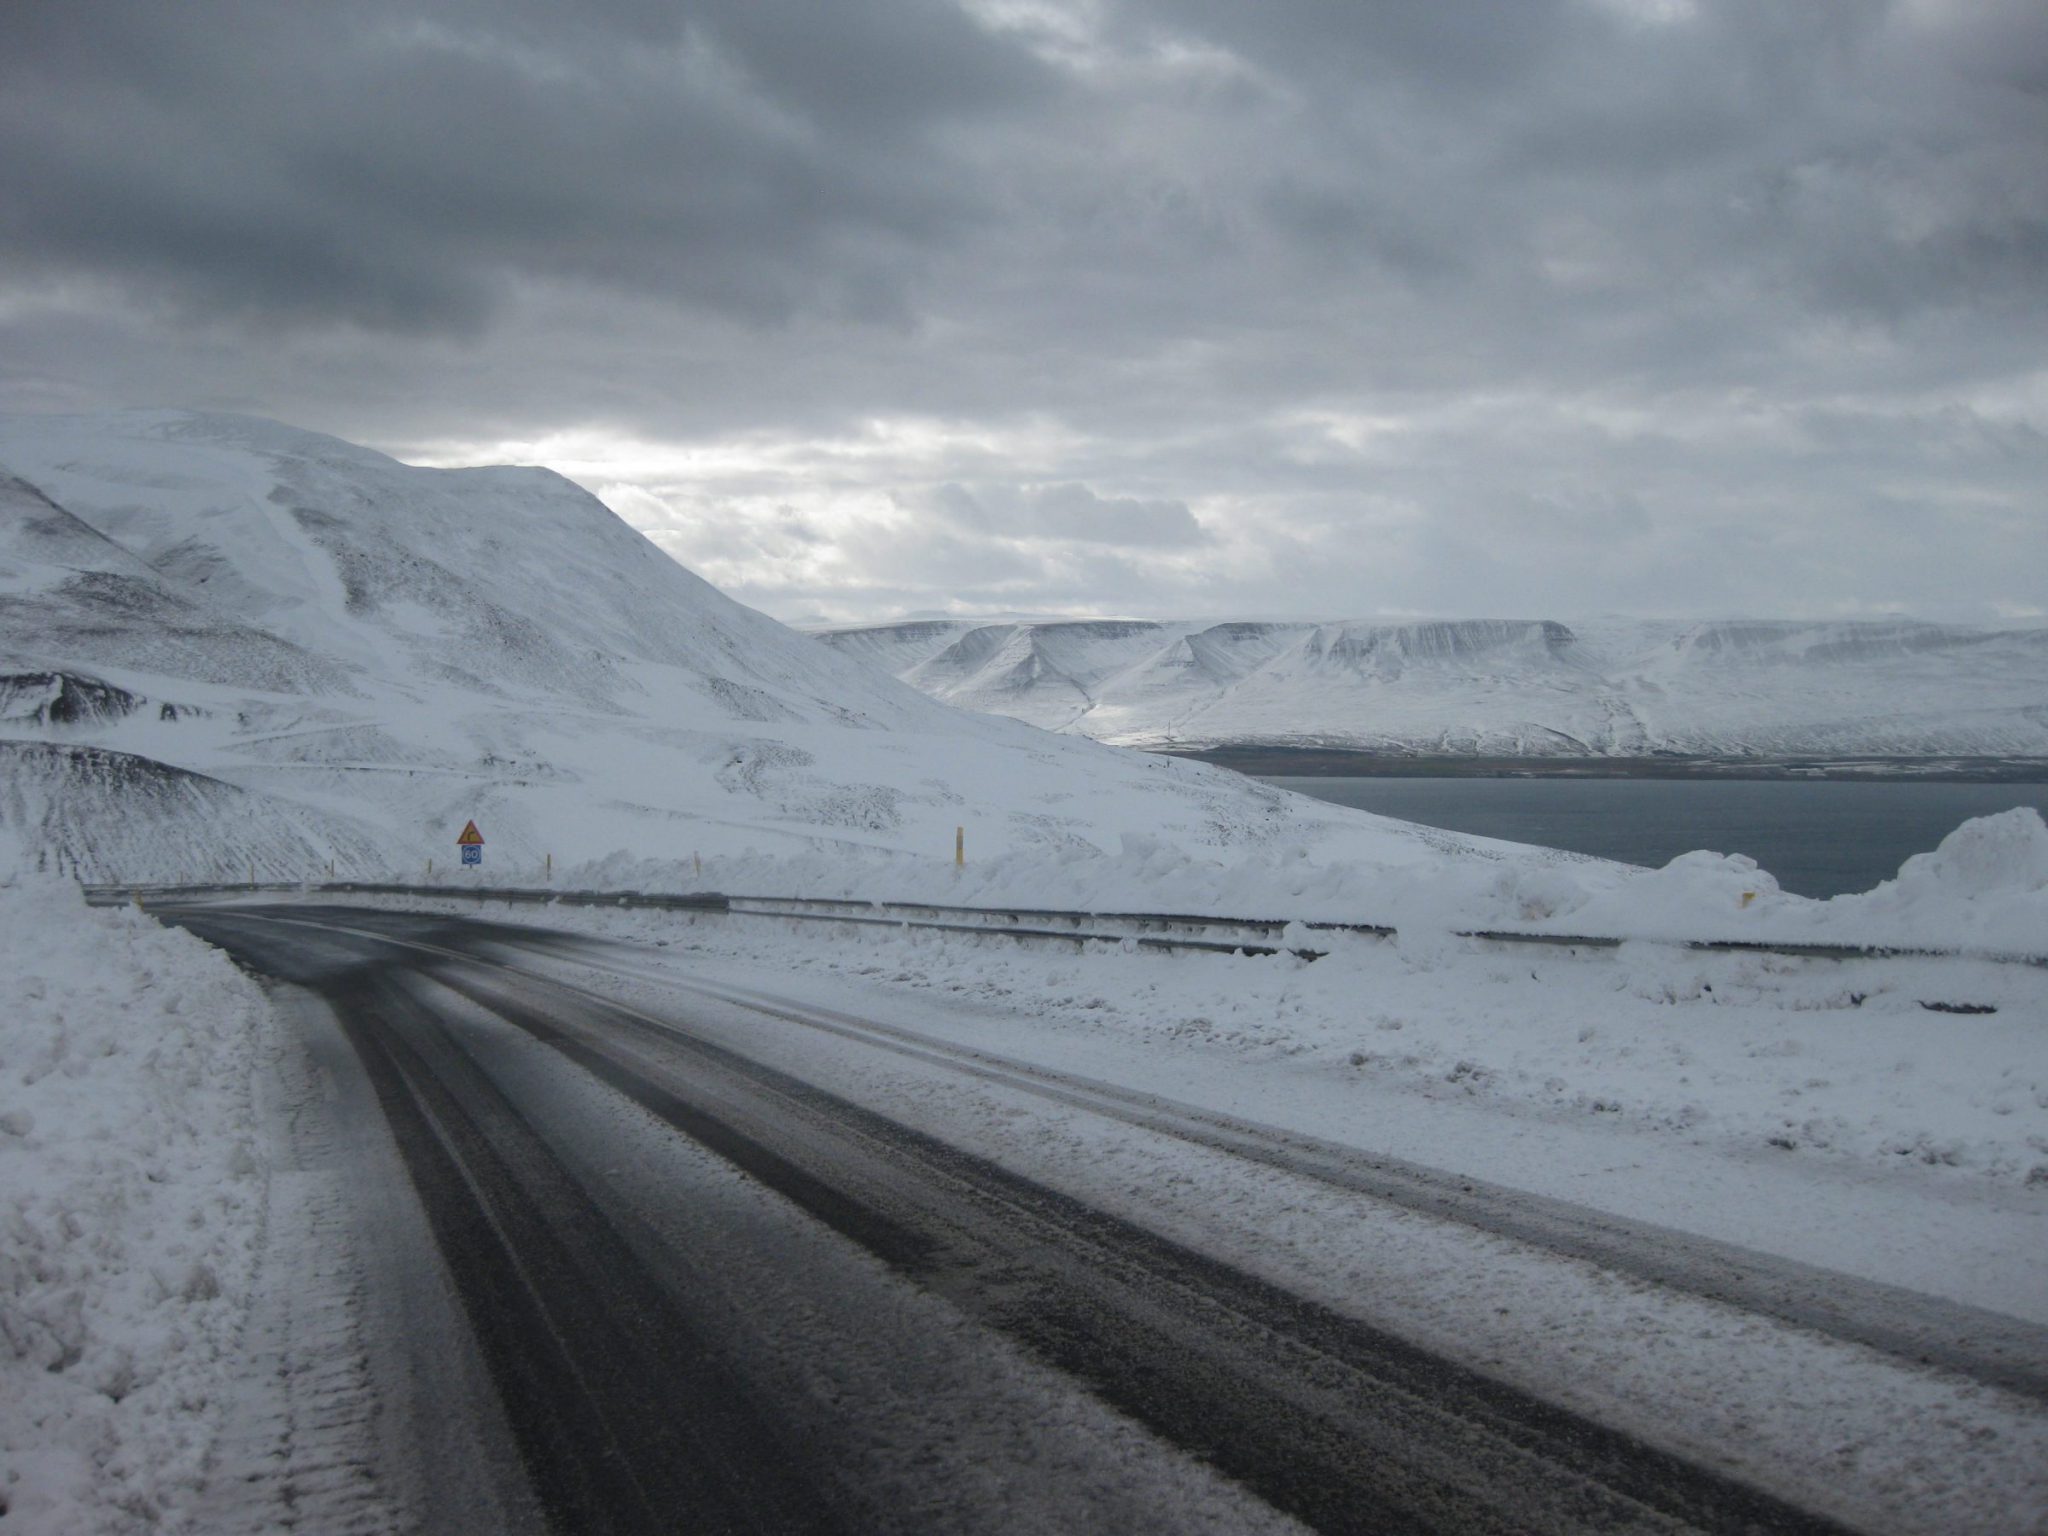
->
[955,826,964,867]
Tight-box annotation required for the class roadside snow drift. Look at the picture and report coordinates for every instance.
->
[0,846,274,1532]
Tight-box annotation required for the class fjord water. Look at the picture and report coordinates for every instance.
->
[1263,776,2048,898]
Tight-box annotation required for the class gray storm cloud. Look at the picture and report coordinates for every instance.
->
[916,483,1206,547]
[1,0,2042,623]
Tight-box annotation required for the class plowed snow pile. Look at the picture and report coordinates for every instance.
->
[1819,806,2048,954]
[0,842,274,1533]
[1480,805,2048,955]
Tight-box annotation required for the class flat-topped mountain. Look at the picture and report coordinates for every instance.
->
[814,616,2048,760]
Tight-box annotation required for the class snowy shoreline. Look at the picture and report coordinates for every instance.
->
[1169,748,2048,782]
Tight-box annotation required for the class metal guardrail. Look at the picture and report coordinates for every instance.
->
[724,899,2044,967]
[727,903,1314,959]
[80,880,2046,969]
[727,893,1398,941]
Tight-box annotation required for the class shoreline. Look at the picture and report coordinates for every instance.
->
[1152,748,2048,784]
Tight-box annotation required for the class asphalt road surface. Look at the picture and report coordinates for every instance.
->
[162,901,1963,1535]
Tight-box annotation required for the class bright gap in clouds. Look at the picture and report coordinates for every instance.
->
[399,418,1253,626]
[393,365,2046,632]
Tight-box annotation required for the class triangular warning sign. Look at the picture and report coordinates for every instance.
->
[456,819,485,846]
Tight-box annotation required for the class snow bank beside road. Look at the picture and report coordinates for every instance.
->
[0,852,274,1533]
[1819,806,2048,955]
[553,807,2048,959]
[1532,807,2048,956]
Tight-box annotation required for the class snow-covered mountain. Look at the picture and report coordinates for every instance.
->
[0,411,1517,884]
[814,616,2048,758]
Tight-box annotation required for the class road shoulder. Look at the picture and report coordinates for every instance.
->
[192,985,543,1536]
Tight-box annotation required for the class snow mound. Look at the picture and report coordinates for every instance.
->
[1474,811,2048,956]
[1818,808,2048,956]
[1540,852,1796,939]
[0,838,275,1532]
[1,741,387,883]
[1891,807,2048,900]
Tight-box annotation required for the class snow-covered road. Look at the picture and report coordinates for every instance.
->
[154,901,2048,1534]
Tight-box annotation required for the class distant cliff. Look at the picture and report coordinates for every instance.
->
[815,617,2048,760]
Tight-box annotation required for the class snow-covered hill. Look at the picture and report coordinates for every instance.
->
[813,617,2048,758]
[0,411,1535,885]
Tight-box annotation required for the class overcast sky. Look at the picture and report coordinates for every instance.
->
[3,0,2043,626]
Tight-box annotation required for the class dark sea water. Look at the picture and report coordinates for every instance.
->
[1260,776,2048,898]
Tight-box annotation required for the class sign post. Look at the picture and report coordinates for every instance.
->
[457,819,485,868]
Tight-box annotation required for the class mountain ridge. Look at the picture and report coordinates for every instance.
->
[0,410,1536,884]
[813,616,2048,759]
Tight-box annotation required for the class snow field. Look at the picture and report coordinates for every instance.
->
[13,410,2043,969]
[0,850,276,1534]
